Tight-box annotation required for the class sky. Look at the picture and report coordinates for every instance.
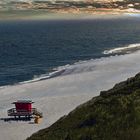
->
[0,0,81,3]
[0,0,82,12]
[0,0,83,6]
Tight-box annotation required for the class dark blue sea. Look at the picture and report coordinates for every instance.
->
[0,16,140,86]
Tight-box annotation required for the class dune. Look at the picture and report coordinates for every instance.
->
[0,50,140,140]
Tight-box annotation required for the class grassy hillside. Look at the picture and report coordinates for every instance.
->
[27,73,140,140]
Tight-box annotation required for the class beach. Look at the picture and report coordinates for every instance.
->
[0,49,140,140]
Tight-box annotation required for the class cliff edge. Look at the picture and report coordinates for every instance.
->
[27,73,140,140]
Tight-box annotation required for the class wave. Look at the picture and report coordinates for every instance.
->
[103,43,140,54]
[16,56,118,85]
[0,58,106,87]
[0,49,139,90]
[19,43,140,86]
[1,43,140,88]
[0,63,84,88]
[17,60,99,85]
[19,69,66,85]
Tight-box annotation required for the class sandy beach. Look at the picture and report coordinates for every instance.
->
[0,49,140,140]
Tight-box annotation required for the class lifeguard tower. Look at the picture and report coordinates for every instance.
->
[8,100,43,119]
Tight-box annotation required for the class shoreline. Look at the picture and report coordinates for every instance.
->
[0,43,140,89]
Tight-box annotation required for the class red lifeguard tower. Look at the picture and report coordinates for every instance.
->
[8,100,43,119]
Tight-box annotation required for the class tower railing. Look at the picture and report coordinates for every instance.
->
[8,108,43,118]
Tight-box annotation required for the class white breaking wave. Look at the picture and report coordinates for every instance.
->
[13,60,96,85]
[19,69,66,85]
[1,43,140,88]
[15,56,127,86]
[103,43,140,54]
[1,57,106,87]
[1,49,140,92]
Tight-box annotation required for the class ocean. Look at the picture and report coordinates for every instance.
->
[0,15,140,87]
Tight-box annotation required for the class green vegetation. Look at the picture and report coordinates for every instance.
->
[27,73,140,140]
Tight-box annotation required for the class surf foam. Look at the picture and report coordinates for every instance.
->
[103,43,140,54]
[3,43,140,88]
